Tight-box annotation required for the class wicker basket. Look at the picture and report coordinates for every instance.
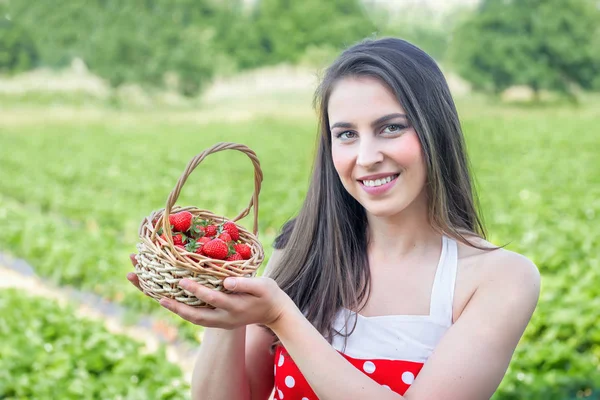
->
[134,142,265,307]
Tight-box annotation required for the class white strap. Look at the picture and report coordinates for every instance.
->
[429,236,458,325]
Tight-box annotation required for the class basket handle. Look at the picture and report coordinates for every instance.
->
[158,142,263,243]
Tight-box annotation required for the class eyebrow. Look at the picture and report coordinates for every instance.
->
[330,113,408,130]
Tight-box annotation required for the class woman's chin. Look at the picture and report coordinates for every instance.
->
[361,203,406,219]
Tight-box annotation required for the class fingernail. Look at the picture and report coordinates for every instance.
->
[224,278,236,289]
[179,279,190,289]
[159,299,170,308]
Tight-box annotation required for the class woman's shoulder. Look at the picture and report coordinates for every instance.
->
[452,234,541,321]
[457,235,539,283]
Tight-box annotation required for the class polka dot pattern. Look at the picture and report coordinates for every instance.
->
[285,376,295,388]
[272,346,423,399]
[402,371,415,385]
[363,361,376,374]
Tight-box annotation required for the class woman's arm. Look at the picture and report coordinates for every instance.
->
[190,324,275,400]
[190,327,252,400]
[189,249,286,400]
[269,252,541,400]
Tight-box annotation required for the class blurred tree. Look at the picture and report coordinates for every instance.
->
[0,12,39,75]
[449,0,600,100]
[4,0,233,97]
[249,0,377,66]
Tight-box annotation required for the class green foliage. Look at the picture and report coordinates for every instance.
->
[0,288,188,399]
[1,98,599,398]
[0,13,39,74]
[4,0,233,96]
[249,0,376,66]
[1,0,376,94]
[203,0,378,70]
[450,0,600,97]
[458,102,600,399]
[369,5,461,63]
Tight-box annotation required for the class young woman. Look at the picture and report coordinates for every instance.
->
[128,37,540,400]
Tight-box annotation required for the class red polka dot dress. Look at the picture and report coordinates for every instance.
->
[273,235,458,399]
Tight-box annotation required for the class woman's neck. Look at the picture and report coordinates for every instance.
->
[366,193,440,261]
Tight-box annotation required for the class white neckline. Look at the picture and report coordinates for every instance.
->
[342,235,455,324]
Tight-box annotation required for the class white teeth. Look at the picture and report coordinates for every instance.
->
[362,175,397,187]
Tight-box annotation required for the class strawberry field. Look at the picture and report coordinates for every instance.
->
[0,97,599,399]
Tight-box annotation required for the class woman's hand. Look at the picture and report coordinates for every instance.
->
[126,254,145,292]
[126,253,294,330]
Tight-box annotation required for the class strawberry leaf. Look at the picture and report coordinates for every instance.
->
[185,240,199,252]
[227,242,236,257]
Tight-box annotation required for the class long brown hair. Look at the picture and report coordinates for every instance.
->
[267,37,487,345]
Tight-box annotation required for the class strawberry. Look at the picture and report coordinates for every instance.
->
[226,253,243,262]
[197,236,211,245]
[202,238,229,260]
[234,243,252,260]
[169,211,193,233]
[190,224,205,237]
[221,221,240,241]
[173,234,186,246]
[160,233,186,246]
[218,232,232,243]
[205,224,218,237]
[189,216,207,238]
[193,236,212,255]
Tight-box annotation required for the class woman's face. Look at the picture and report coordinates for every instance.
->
[328,76,428,218]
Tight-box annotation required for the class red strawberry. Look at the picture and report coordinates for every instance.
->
[202,238,229,260]
[160,233,186,246]
[172,234,186,246]
[205,225,218,237]
[190,216,207,237]
[190,224,205,237]
[169,211,193,232]
[221,221,240,241]
[193,237,211,255]
[226,253,243,261]
[218,232,232,242]
[234,243,252,260]
[197,236,211,245]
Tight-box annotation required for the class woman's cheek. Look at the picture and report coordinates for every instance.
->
[331,146,353,175]
[395,130,423,166]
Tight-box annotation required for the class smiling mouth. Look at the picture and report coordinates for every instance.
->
[358,174,400,187]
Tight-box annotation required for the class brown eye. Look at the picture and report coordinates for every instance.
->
[383,124,406,134]
[336,131,357,140]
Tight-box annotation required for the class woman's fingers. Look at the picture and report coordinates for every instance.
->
[178,279,237,310]
[224,276,273,297]
[127,254,145,292]
[126,272,143,291]
[160,297,228,327]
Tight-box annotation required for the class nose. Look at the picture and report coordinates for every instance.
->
[356,137,384,168]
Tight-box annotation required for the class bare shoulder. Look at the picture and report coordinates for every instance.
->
[454,235,541,321]
[462,236,539,286]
